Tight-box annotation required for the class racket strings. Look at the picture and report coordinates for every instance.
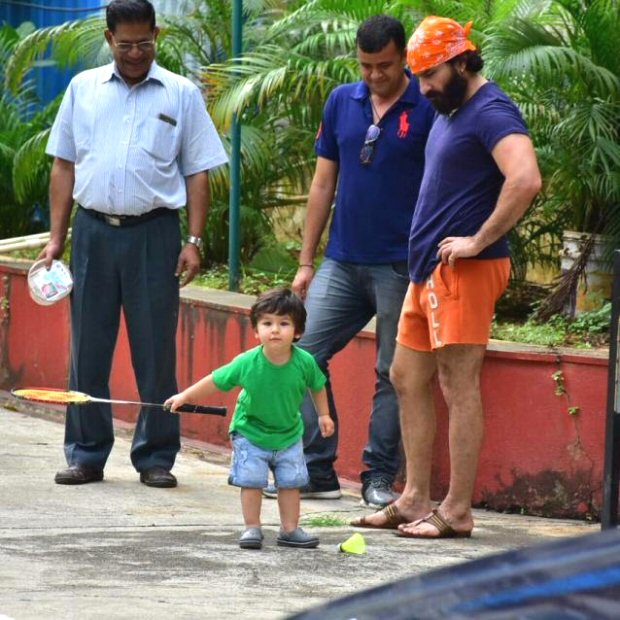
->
[12,388,89,404]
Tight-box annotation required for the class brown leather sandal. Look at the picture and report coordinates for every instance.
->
[396,509,472,539]
[350,503,409,530]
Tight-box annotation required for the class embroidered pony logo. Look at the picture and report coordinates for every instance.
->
[397,111,410,138]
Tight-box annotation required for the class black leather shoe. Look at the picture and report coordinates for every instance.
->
[139,467,177,488]
[55,464,104,485]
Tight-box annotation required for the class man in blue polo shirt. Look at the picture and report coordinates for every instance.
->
[265,14,434,507]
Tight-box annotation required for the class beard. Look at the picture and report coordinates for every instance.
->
[425,67,468,115]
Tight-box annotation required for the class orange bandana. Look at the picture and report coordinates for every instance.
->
[407,16,476,74]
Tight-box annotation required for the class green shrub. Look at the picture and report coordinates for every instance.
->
[492,304,611,348]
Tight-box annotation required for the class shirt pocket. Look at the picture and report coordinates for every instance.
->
[141,115,178,161]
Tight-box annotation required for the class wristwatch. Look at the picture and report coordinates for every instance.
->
[186,235,203,249]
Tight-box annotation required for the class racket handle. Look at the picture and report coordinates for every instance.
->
[176,403,227,416]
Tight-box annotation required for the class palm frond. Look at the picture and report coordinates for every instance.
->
[13,129,52,205]
[553,100,618,147]
[266,0,391,41]
[556,0,620,73]
[291,26,356,58]
[205,47,356,126]
[487,16,619,98]
[6,16,107,94]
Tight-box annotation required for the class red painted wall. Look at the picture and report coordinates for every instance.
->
[0,261,70,389]
[2,260,609,519]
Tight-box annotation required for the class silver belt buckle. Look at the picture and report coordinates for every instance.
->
[105,215,122,227]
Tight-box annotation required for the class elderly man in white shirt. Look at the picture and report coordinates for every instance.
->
[40,0,228,488]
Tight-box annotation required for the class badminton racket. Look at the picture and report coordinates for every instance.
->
[11,387,227,416]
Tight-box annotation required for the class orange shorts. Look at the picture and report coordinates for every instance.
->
[397,258,511,351]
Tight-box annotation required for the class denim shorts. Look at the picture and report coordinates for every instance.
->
[228,433,309,489]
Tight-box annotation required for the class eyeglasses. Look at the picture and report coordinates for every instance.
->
[360,124,381,165]
[111,38,156,53]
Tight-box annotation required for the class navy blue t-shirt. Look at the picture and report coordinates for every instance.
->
[316,74,435,263]
[408,82,529,283]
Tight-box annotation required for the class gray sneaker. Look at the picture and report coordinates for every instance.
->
[263,480,342,500]
[277,527,319,548]
[361,476,400,509]
[262,483,279,498]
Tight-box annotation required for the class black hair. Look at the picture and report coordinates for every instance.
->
[448,50,484,73]
[356,14,406,54]
[250,288,307,340]
[106,0,156,32]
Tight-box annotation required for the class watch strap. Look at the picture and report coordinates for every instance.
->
[186,235,203,249]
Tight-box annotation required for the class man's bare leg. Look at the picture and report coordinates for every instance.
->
[399,344,486,537]
[351,344,437,527]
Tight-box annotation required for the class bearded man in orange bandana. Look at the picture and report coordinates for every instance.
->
[351,17,542,537]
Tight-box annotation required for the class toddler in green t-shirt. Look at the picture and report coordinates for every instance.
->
[165,288,334,549]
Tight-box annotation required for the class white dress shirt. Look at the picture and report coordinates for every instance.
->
[46,61,228,215]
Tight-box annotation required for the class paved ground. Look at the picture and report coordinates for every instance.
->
[0,397,600,619]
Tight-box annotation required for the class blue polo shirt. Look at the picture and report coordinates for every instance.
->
[408,82,529,283]
[316,73,434,263]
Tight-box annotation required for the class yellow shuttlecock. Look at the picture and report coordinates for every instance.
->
[339,532,366,554]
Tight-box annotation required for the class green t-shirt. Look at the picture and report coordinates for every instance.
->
[211,345,326,450]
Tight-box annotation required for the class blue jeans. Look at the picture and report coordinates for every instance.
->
[299,258,409,484]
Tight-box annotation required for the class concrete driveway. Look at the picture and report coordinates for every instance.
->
[0,399,599,619]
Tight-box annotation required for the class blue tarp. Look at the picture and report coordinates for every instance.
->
[290,528,620,619]
[0,0,103,106]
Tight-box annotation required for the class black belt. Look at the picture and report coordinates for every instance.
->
[79,206,172,227]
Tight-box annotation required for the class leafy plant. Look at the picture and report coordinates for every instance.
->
[484,0,620,307]
[492,303,610,348]
[0,22,58,238]
[491,319,569,347]
[195,263,296,296]
[570,301,612,335]
[551,369,567,396]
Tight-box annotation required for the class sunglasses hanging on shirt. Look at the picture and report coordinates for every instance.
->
[360,124,382,165]
[361,95,388,166]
